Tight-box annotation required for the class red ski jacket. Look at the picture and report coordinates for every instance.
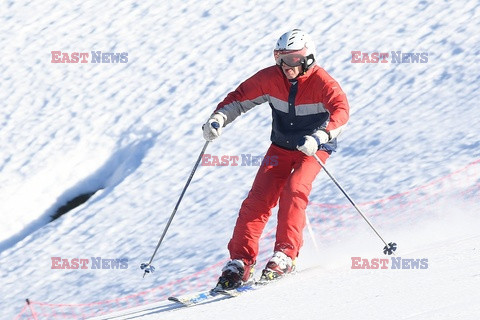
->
[215,64,349,151]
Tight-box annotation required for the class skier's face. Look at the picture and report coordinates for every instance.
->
[281,63,302,79]
[274,48,306,79]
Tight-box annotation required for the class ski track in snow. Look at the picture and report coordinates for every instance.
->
[1,0,479,319]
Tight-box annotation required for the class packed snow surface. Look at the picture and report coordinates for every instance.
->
[1,0,479,319]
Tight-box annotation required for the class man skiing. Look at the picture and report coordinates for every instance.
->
[203,29,350,290]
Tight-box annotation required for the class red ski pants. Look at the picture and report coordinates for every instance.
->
[228,144,330,265]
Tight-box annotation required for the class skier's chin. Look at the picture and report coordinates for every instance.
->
[283,69,297,79]
[282,66,300,79]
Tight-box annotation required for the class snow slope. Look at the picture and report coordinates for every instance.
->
[90,233,480,320]
[1,0,479,319]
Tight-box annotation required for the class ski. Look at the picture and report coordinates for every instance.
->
[168,283,259,306]
[168,289,226,307]
[168,274,290,307]
[212,283,258,297]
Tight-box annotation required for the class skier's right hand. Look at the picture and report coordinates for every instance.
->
[202,112,227,141]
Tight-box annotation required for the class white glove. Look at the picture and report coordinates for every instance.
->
[202,113,227,141]
[296,130,330,156]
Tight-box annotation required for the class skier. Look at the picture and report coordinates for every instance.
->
[203,29,350,290]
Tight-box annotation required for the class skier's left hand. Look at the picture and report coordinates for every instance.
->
[297,130,329,156]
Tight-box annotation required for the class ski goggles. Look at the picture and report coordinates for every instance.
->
[274,48,307,67]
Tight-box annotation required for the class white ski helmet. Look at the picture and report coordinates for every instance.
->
[274,29,316,71]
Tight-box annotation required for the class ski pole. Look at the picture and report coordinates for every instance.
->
[313,154,397,255]
[141,126,216,277]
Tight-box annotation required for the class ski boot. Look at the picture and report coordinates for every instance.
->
[214,259,254,291]
[260,251,295,282]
